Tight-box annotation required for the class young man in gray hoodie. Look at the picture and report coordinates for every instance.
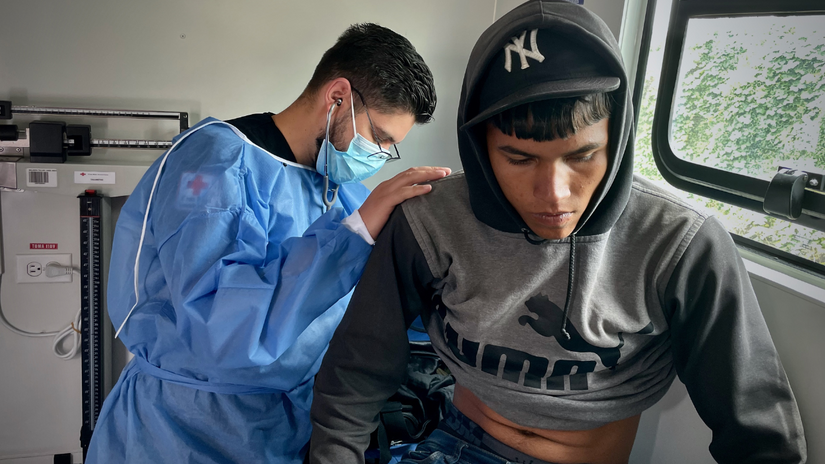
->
[308,1,807,463]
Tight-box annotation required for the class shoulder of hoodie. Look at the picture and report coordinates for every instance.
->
[400,171,483,278]
[625,174,709,221]
[614,174,721,248]
[401,171,471,223]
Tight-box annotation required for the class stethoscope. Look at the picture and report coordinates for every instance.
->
[321,98,342,211]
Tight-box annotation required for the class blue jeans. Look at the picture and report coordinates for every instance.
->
[399,404,558,464]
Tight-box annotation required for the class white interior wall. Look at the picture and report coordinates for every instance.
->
[1,1,822,463]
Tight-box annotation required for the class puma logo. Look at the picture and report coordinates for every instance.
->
[519,294,623,368]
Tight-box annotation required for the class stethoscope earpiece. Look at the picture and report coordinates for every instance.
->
[323,99,342,212]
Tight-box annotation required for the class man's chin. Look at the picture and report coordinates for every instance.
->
[524,217,577,241]
[534,229,573,241]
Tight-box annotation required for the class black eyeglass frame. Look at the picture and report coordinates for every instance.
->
[351,87,401,162]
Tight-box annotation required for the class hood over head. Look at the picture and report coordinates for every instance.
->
[457,0,634,239]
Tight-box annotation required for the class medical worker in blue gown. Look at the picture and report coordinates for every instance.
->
[86,23,448,464]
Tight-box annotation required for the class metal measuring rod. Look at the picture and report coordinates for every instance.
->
[78,189,112,461]
[0,100,189,162]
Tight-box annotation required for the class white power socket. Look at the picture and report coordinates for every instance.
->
[15,254,73,284]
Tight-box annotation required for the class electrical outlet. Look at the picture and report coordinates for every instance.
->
[15,254,73,284]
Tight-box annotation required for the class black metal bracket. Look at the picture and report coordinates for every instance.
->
[0,101,11,120]
[763,168,809,220]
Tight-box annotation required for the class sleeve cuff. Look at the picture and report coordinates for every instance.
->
[341,209,375,246]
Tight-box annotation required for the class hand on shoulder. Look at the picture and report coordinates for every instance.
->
[359,166,451,239]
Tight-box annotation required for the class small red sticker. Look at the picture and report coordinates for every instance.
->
[30,243,58,250]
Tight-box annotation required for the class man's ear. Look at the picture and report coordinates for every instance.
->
[322,78,352,111]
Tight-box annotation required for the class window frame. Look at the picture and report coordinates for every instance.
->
[649,0,825,233]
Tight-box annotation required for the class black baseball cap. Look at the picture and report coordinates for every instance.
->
[465,28,621,128]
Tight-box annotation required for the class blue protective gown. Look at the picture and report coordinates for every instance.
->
[86,118,373,463]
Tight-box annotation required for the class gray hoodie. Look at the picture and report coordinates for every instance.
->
[309,1,807,462]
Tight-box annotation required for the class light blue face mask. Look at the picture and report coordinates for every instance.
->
[316,93,387,186]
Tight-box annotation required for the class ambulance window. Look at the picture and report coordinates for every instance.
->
[633,0,825,274]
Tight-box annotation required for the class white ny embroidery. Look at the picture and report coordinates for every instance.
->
[504,29,545,72]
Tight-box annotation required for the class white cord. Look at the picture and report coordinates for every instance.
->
[0,274,82,360]
[52,307,82,360]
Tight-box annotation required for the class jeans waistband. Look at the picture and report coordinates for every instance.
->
[132,356,280,395]
[439,403,560,464]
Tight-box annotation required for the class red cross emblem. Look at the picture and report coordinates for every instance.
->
[187,175,209,195]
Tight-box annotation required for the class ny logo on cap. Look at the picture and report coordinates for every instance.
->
[504,29,545,72]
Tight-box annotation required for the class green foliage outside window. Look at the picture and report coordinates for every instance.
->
[673,17,825,178]
[633,15,825,266]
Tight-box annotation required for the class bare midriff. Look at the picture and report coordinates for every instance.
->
[452,383,640,464]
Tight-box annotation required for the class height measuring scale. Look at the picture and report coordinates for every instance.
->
[0,102,187,460]
[2,105,188,150]
[78,190,112,459]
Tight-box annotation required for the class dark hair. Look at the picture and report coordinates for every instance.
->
[488,93,613,141]
[305,23,436,124]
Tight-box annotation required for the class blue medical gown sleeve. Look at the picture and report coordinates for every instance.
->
[155,204,373,369]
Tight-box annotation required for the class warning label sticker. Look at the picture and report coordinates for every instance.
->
[30,243,58,250]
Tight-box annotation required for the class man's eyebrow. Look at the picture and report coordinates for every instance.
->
[498,142,605,158]
[374,126,397,144]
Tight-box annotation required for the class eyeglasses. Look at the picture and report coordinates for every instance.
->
[351,87,401,162]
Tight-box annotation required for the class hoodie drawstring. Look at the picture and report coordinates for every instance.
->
[560,233,576,341]
[521,228,576,341]
[522,228,546,245]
